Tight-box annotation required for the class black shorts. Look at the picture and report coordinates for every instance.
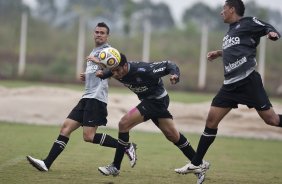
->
[212,71,272,111]
[67,98,108,127]
[136,95,173,125]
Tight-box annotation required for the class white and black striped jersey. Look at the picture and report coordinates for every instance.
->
[82,43,110,103]
[222,17,280,84]
[103,60,180,100]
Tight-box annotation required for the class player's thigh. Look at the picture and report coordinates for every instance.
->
[60,118,81,136]
[257,108,280,126]
[206,106,232,128]
[119,107,144,132]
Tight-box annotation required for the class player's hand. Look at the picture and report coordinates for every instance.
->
[86,56,106,69]
[267,31,279,41]
[95,70,104,78]
[170,74,179,85]
[80,73,85,81]
[207,50,222,61]
[86,56,100,63]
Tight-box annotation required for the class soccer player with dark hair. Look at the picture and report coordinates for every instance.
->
[26,22,136,171]
[94,53,209,184]
[175,0,282,178]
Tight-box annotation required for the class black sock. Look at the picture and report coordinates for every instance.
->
[279,115,282,127]
[113,132,129,170]
[174,133,196,161]
[192,127,217,166]
[44,135,69,168]
[93,133,118,148]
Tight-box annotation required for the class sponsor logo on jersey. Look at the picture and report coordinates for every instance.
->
[85,62,99,73]
[137,68,146,72]
[150,61,167,67]
[224,56,247,73]
[253,17,265,26]
[222,35,240,49]
[153,67,166,73]
[125,84,148,93]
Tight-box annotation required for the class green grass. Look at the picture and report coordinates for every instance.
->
[1,122,282,184]
[168,90,213,103]
[0,80,85,91]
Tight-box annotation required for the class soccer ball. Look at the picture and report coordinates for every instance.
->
[98,47,121,69]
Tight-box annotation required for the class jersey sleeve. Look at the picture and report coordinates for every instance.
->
[245,17,281,39]
[148,60,180,78]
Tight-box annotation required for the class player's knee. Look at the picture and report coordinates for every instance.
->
[60,124,72,137]
[83,132,93,142]
[263,115,279,126]
[205,117,219,129]
[165,135,176,142]
[164,130,179,143]
[118,120,129,131]
[118,116,131,131]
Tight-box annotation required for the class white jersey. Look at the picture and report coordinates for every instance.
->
[82,44,110,103]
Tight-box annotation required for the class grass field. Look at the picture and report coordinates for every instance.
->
[1,80,282,183]
[1,122,282,184]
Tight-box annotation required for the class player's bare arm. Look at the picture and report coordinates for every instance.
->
[207,50,222,61]
[87,55,107,69]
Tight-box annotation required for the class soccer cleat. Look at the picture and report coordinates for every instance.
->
[26,155,48,172]
[125,142,137,168]
[174,162,202,174]
[201,160,210,172]
[98,164,120,176]
[195,172,205,184]
[174,160,210,175]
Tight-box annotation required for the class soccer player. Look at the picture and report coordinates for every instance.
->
[26,22,136,171]
[94,53,209,184]
[175,0,282,177]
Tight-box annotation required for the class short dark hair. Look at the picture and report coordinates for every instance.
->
[96,22,110,34]
[226,0,245,16]
[119,53,127,66]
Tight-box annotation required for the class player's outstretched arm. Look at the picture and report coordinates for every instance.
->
[95,69,113,80]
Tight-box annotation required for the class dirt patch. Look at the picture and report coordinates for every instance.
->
[1,86,282,140]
